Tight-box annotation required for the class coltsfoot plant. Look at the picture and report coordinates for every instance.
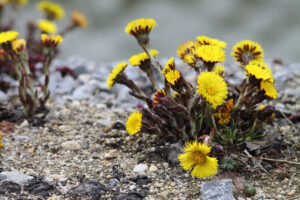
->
[0,0,88,117]
[107,18,277,178]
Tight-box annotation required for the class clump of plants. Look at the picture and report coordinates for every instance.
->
[107,18,277,178]
[0,0,88,117]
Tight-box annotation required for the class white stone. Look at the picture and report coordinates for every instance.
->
[132,164,148,174]
[0,171,33,185]
[148,165,158,173]
[20,120,29,128]
[162,162,169,169]
[61,141,82,150]
[129,185,136,190]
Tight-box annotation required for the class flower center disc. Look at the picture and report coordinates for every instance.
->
[206,85,215,95]
[193,152,206,164]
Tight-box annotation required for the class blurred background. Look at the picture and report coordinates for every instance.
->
[14,0,300,63]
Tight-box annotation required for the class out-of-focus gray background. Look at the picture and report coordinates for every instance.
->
[10,0,300,63]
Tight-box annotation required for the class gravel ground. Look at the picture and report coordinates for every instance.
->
[0,57,299,199]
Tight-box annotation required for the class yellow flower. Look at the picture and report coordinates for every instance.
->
[165,70,181,85]
[37,19,57,33]
[162,57,175,75]
[12,38,26,52]
[153,89,165,105]
[129,49,158,66]
[71,10,88,28]
[197,72,228,109]
[3,0,28,6]
[106,62,128,89]
[125,18,156,37]
[126,111,143,135]
[196,45,225,63]
[196,35,227,49]
[41,34,63,46]
[245,61,272,81]
[0,31,19,45]
[232,40,264,65]
[214,99,234,125]
[214,65,225,77]
[248,60,274,83]
[260,80,277,99]
[177,41,199,66]
[178,141,218,178]
[37,1,65,20]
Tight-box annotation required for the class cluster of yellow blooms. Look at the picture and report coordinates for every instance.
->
[36,1,88,34]
[107,18,277,179]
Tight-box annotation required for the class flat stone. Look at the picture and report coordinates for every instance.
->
[61,141,82,150]
[133,164,148,174]
[14,135,31,141]
[201,179,235,200]
[0,171,33,185]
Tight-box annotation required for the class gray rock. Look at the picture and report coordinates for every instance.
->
[96,119,111,128]
[0,90,8,102]
[30,129,40,134]
[80,140,89,149]
[0,171,33,185]
[14,135,31,141]
[71,79,107,100]
[201,179,235,200]
[168,142,184,164]
[73,65,90,77]
[57,75,76,94]
[109,178,120,187]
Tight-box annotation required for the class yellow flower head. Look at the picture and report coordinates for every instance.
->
[197,72,228,109]
[178,141,218,178]
[41,34,63,46]
[71,10,88,28]
[162,57,175,75]
[165,70,181,86]
[232,40,264,65]
[260,80,277,99]
[214,98,234,125]
[126,111,143,135]
[245,61,273,82]
[248,60,274,83]
[214,65,225,77]
[0,31,19,45]
[125,18,156,37]
[196,35,227,49]
[129,49,158,66]
[153,89,165,105]
[37,19,57,33]
[177,41,199,66]
[3,0,28,6]
[106,62,128,89]
[12,38,26,52]
[196,45,225,64]
[37,1,65,20]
